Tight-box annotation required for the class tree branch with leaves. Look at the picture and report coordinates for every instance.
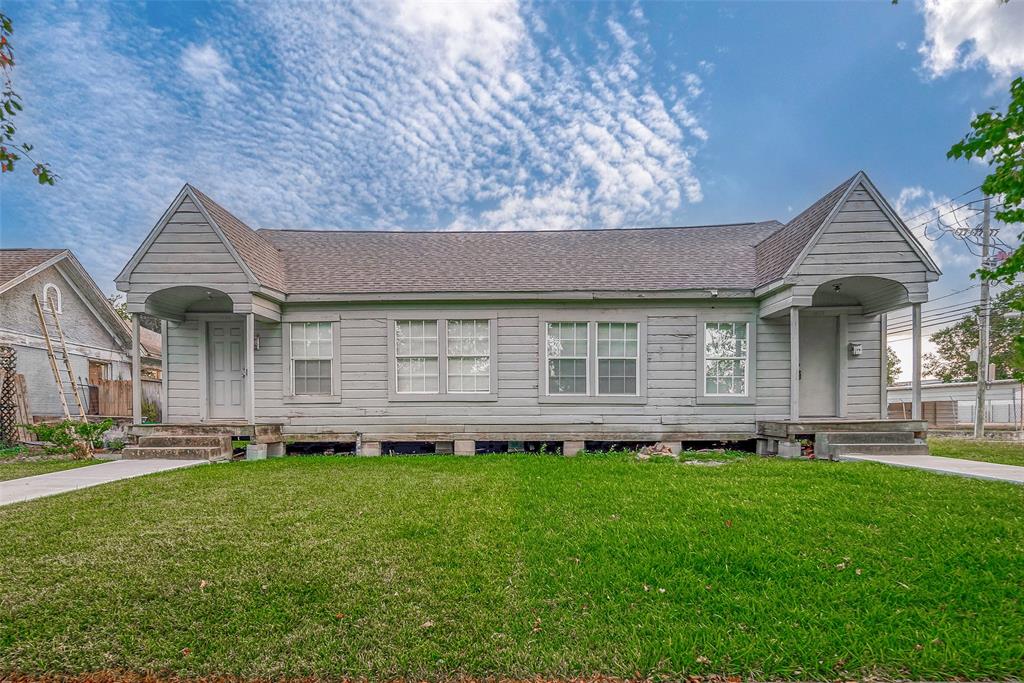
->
[0,12,55,184]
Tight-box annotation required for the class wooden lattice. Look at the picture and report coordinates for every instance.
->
[0,345,17,447]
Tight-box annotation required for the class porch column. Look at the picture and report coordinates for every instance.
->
[789,307,800,420]
[245,313,256,424]
[911,303,922,421]
[131,313,142,424]
[160,320,168,423]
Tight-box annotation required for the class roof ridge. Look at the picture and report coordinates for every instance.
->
[256,220,784,235]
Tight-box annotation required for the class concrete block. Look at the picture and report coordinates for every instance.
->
[562,440,585,457]
[756,437,777,456]
[266,441,285,458]
[777,440,802,459]
[435,440,454,454]
[657,441,683,455]
[359,441,381,457]
[454,439,476,456]
[246,443,268,461]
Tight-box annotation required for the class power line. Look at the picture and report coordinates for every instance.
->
[898,185,982,226]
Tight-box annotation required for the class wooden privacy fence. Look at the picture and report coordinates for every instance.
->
[92,379,162,418]
[888,400,956,428]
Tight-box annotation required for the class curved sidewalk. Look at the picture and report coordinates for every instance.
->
[1,459,206,506]
[839,453,1024,484]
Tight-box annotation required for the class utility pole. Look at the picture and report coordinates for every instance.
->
[974,196,992,439]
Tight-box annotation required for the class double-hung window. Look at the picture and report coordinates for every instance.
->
[290,322,333,395]
[391,316,496,399]
[395,320,440,393]
[543,319,643,401]
[446,320,491,393]
[702,321,749,397]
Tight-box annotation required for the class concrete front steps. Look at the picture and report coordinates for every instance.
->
[817,431,929,459]
[122,434,233,461]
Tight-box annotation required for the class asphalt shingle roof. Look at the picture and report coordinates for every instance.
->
[0,249,67,289]
[258,222,785,294]
[754,174,859,286]
[177,174,877,297]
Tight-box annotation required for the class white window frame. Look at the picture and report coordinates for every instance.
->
[445,319,492,394]
[387,312,498,402]
[42,283,62,313]
[545,321,590,396]
[596,321,640,396]
[394,320,441,395]
[282,318,341,404]
[538,312,646,405]
[696,310,757,406]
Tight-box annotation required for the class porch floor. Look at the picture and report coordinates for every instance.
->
[758,418,928,440]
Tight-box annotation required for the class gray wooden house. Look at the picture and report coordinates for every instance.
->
[116,172,938,458]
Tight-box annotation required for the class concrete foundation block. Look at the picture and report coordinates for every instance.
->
[435,440,454,454]
[454,439,476,456]
[246,443,268,461]
[756,438,777,456]
[266,441,285,458]
[777,440,802,459]
[359,441,381,457]
[657,441,683,455]
[562,440,585,457]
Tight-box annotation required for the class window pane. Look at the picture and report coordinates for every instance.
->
[396,320,438,357]
[547,322,588,358]
[597,322,638,359]
[397,357,439,393]
[294,359,331,395]
[448,357,490,393]
[292,323,332,359]
[548,358,587,394]
[598,358,637,395]
[447,320,489,356]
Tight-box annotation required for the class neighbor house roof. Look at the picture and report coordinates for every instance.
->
[0,248,68,289]
[0,248,151,355]
[139,326,162,359]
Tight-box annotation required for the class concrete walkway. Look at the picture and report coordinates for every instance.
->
[0,459,206,506]
[840,453,1024,484]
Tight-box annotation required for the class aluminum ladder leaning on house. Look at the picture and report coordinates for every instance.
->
[32,292,87,420]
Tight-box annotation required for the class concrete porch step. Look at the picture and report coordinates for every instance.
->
[830,443,930,457]
[122,445,230,461]
[138,435,231,450]
[821,431,915,445]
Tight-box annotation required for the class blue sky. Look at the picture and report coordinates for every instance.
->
[1,1,1022,377]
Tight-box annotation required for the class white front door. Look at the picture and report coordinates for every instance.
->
[208,320,246,420]
[799,314,838,417]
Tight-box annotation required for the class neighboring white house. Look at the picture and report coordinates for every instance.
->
[0,248,160,418]
[115,171,941,454]
[889,379,1023,428]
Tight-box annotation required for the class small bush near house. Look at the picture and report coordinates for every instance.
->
[25,419,114,459]
[105,438,126,452]
[141,398,160,423]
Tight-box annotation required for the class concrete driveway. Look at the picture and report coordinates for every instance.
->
[0,459,206,506]
[840,453,1024,484]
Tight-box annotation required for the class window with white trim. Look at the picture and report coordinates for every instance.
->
[546,322,589,395]
[42,283,62,313]
[395,320,440,393]
[597,322,638,395]
[290,322,333,395]
[446,320,490,393]
[703,321,748,396]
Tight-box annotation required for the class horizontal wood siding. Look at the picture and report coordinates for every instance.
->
[126,197,251,303]
[165,320,200,422]
[245,302,790,439]
[846,314,882,418]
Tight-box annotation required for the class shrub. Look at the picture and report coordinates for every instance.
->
[105,438,126,451]
[141,398,160,423]
[25,419,114,459]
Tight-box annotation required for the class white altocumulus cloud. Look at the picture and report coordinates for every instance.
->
[917,0,1024,81]
[5,0,710,289]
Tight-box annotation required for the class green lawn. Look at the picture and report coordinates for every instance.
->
[0,456,99,482]
[929,437,1024,467]
[1,453,1022,681]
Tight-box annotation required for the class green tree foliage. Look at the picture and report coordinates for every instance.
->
[886,346,902,386]
[923,285,1024,382]
[0,12,55,183]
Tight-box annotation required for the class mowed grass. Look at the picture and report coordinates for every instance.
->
[0,457,99,482]
[1,454,1022,681]
[929,436,1024,467]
